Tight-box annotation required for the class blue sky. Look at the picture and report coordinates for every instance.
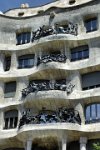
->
[0,0,54,12]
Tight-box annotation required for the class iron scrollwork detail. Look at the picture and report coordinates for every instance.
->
[31,22,78,42]
[38,53,67,65]
[19,108,81,128]
[21,80,75,98]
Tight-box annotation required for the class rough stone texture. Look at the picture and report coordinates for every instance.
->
[0,0,99,149]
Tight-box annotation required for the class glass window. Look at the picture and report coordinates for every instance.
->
[86,105,91,121]
[18,54,34,69]
[71,45,89,61]
[16,32,31,45]
[85,103,100,124]
[85,17,97,32]
[4,81,16,98]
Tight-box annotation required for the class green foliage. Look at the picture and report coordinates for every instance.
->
[93,143,100,150]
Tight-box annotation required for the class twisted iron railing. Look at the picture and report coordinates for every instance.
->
[22,80,75,98]
[19,108,81,128]
[31,22,78,42]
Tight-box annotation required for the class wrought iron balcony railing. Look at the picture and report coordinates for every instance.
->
[37,54,67,65]
[21,80,75,98]
[19,107,81,128]
[31,22,78,42]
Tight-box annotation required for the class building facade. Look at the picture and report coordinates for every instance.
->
[0,0,100,149]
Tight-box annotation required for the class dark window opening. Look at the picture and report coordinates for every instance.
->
[82,71,100,90]
[71,45,89,61]
[18,54,34,69]
[69,0,76,5]
[4,110,18,129]
[5,56,11,71]
[18,12,24,17]
[85,17,97,33]
[16,32,31,45]
[4,81,16,98]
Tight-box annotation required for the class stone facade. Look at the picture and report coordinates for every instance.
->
[0,0,100,150]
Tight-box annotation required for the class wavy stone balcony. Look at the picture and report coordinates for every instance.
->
[21,80,75,99]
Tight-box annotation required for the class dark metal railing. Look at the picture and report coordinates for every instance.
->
[21,80,75,98]
[31,22,78,42]
[38,54,67,65]
[19,107,81,128]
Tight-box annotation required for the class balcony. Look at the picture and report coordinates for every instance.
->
[19,107,81,128]
[37,54,67,65]
[21,80,75,99]
[31,22,78,42]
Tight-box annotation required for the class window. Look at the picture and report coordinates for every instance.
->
[4,56,11,71]
[4,110,18,129]
[4,81,16,98]
[16,32,31,45]
[82,71,100,90]
[18,54,34,69]
[85,104,100,123]
[69,0,76,5]
[71,45,89,61]
[85,17,97,32]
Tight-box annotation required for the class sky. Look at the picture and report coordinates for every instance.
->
[0,0,54,12]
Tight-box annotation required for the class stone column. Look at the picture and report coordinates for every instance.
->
[0,81,4,102]
[26,140,32,150]
[70,71,81,90]
[75,102,85,124]
[15,77,29,101]
[10,51,18,70]
[62,137,67,150]
[0,53,5,72]
[80,137,87,150]
[34,52,38,66]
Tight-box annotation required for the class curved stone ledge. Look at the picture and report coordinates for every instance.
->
[0,32,100,52]
[4,0,94,18]
[1,122,100,140]
[0,58,100,80]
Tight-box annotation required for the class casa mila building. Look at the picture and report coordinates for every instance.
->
[0,0,100,150]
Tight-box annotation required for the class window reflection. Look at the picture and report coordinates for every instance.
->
[85,103,100,124]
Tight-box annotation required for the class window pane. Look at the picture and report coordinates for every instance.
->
[29,59,34,67]
[85,21,91,32]
[71,52,76,61]
[91,104,96,120]
[83,50,89,58]
[92,19,97,31]
[78,51,82,60]
[86,106,90,121]
[17,34,21,45]
[22,33,26,44]
[97,104,100,119]
[27,32,31,43]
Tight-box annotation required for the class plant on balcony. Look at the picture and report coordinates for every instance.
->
[93,143,100,150]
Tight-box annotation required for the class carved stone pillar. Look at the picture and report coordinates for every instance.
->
[10,51,18,70]
[80,137,87,150]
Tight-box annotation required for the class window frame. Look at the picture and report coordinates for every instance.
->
[16,31,31,45]
[85,103,100,124]
[71,45,89,62]
[84,17,98,33]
